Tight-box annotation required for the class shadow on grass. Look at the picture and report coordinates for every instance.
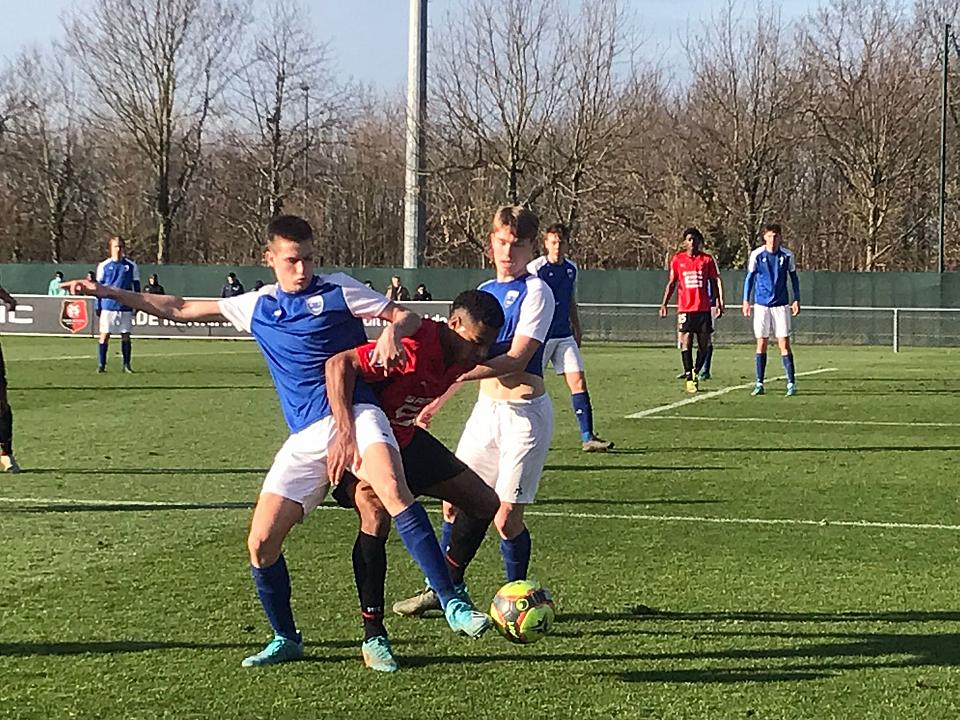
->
[0,501,254,513]
[25,468,268,476]
[543,464,726,472]
[0,639,357,657]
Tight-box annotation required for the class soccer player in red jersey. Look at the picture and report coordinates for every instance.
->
[659,227,723,393]
[325,290,506,672]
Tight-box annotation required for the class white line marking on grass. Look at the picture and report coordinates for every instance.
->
[641,415,960,428]
[625,367,838,419]
[2,495,960,533]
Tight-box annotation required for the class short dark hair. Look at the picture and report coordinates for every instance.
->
[452,290,505,330]
[491,206,539,242]
[762,223,782,236]
[227,272,237,280]
[682,227,704,244]
[544,223,570,242]
[55,271,64,279]
[266,215,313,244]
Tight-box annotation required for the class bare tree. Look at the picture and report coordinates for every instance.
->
[65,0,246,263]
[803,0,936,270]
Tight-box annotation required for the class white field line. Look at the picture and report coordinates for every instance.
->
[2,495,959,533]
[641,415,960,428]
[5,348,259,362]
[625,367,838,419]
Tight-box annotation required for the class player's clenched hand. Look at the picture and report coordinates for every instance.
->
[327,429,361,487]
[715,302,724,319]
[791,301,800,317]
[416,404,436,429]
[61,278,106,297]
[658,304,668,318]
[371,325,407,372]
[741,301,752,317]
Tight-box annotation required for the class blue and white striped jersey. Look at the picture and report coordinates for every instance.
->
[218,273,389,433]
[478,274,554,377]
[743,246,800,307]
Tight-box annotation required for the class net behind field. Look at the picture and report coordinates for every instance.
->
[579,304,960,347]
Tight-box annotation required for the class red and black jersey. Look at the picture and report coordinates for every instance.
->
[668,252,718,313]
[355,319,467,448]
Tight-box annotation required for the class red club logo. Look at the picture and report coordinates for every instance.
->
[60,300,89,334]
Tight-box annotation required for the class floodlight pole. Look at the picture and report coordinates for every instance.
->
[938,24,950,273]
[402,0,427,269]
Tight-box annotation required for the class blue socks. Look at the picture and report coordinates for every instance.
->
[571,392,594,443]
[500,528,531,582]
[782,353,796,384]
[755,353,767,383]
[395,503,456,607]
[121,338,132,367]
[439,519,454,554]
[251,555,300,641]
[98,341,108,369]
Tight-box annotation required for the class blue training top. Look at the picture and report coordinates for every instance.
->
[97,257,141,312]
[528,256,577,339]
[743,246,800,307]
[478,274,554,377]
[219,273,390,433]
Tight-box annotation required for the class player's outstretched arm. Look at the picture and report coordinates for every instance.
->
[62,278,225,323]
[0,285,17,312]
[325,350,366,486]
[456,335,542,382]
[416,381,462,429]
[368,303,421,371]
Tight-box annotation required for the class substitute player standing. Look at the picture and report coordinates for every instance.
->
[528,223,613,452]
[659,227,722,393]
[95,236,140,373]
[742,223,800,396]
[0,280,20,472]
[64,215,489,667]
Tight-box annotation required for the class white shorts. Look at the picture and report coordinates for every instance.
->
[99,310,133,335]
[455,393,554,504]
[542,336,584,375]
[753,304,791,339]
[262,403,398,515]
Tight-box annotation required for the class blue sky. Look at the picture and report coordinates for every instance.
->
[0,0,819,90]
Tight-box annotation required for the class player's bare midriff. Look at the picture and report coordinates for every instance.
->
[480,372,545,401]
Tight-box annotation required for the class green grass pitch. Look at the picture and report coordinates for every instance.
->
[1,336,959,719]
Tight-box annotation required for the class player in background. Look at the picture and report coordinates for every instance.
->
[0,281,19,472]
[675,275,725,380]
[659,227,723,393]
[95,236,140,373]
[325,290,505,672]
[63,215,490,667]
[393,206,556,617]
[742,223,801,396]
[528,223,613,452]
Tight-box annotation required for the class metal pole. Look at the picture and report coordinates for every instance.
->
[938,25,949,273]
[301,83,310,205]
[402,0,427,269]
[892,308,899,353]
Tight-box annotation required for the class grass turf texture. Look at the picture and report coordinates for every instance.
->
[1,336,959,719]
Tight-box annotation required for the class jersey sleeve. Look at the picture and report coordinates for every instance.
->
[130,260,141,291]
[668,255,679,283]
[527,257,547,276]
[217,289,264,333]
[704,256,718,279]
[515,278,554,343]
[95,260,108,283]
[328,272,392,319]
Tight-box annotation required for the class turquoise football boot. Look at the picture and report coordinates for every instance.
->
[785,383,797,397]
[751,383,765,396]
[445,597,491,639]
[361,635,399,673]
[241,634,304,667]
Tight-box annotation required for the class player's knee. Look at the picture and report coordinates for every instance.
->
[494,504,525,539]
[247,530,282,568]
[355,484,390,537]
[474,487,500,521]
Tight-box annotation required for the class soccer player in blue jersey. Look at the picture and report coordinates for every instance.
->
[742,223,801,396]
[393,206,556,616]
[528,223,613,452]
[63,215,490,666]
[95,236,140,373]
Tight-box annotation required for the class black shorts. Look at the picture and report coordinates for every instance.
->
[332,427,468,509]
[678,311,713,335]
[0,343,7,388]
